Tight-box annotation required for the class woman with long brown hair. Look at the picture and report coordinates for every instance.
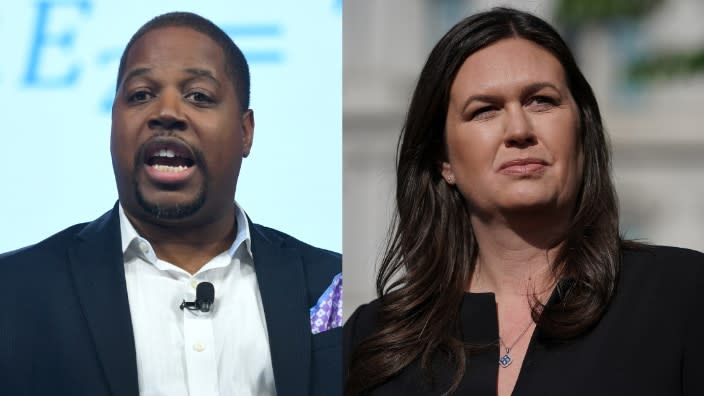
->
[344,7,704,396]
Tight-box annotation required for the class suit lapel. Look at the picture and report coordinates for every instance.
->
[250,223,311,396]
[67,204,139,396]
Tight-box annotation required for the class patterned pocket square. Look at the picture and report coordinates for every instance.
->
[310,273,343,334]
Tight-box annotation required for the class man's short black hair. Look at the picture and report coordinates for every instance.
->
[116,11,250,110]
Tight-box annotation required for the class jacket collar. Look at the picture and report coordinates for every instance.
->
[68,203,139,395]
[250,221,312,396]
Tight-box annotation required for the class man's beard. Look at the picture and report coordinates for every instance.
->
[132,137,208,220]
[135,182,207,220]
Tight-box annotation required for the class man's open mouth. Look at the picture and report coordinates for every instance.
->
[143,139,196,173]
[139,138,199,184]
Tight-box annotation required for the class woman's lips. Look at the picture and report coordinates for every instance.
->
[498,159,548,175]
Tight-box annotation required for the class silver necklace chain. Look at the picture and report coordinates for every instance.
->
[498,320,534,368]
[472,260,540,368]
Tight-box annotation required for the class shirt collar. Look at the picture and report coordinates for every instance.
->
[118,203,253,261]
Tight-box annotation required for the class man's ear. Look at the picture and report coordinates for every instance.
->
[241,109,254,158]
[441,161,456,184]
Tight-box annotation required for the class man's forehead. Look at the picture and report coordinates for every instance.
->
[125,26,226,68]
[121,26,230,83]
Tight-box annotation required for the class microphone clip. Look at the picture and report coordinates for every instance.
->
[180,282,215,313]
[179,300,212,312]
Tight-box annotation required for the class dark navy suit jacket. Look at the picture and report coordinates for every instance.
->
[0,204,341,396]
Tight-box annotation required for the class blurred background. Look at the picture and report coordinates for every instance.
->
[0,0,341,253]
[344,0,704,317]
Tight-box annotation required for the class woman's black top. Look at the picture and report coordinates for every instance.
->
[344,246,704,395]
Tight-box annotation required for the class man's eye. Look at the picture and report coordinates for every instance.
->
[186,92,214,104]
[128,91,152,103]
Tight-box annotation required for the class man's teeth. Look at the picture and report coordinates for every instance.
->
[151,164,187,172]
[156,149,175,158]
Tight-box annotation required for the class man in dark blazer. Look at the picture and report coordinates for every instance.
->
[0,12,341,396]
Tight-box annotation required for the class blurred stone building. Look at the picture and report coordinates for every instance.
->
[344,0,704,317]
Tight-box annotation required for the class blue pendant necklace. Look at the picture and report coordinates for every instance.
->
[498,321,534,368]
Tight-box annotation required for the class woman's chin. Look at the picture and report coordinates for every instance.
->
[496,197,561,216]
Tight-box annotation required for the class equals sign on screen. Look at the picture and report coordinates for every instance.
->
[222,24,284,64]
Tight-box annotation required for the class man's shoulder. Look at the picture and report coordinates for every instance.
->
[0,222,90,267]
[250,222,341,264]
[250,223,341,306]
[0,206,117,269]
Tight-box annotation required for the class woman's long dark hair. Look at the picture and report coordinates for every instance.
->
[346,7,625,395]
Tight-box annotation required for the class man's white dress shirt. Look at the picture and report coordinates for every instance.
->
[120,204,277,396]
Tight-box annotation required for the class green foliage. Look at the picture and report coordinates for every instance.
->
[555,0,663,26]
[628,49,704,81]
[554,0,704,81]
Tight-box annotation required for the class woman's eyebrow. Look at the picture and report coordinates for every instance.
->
[520,82,560,97]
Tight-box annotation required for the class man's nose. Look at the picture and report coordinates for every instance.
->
[148,89,187,131]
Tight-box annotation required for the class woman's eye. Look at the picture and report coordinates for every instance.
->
[527,96,557,111]
[471,106,497,120]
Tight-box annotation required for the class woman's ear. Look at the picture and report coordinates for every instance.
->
[441,161,456,184]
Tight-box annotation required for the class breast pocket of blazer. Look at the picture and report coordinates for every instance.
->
[312,327,342,351]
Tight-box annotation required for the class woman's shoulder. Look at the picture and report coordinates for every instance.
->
[620,243,704,296]
[344,298,385,348]
[622,243,704,269]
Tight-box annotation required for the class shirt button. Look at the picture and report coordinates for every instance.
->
[139,241,149,254]
[190,279,199,289]
[193,343,205,352]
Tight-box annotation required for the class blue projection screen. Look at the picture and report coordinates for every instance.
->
[0,1,341,253]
